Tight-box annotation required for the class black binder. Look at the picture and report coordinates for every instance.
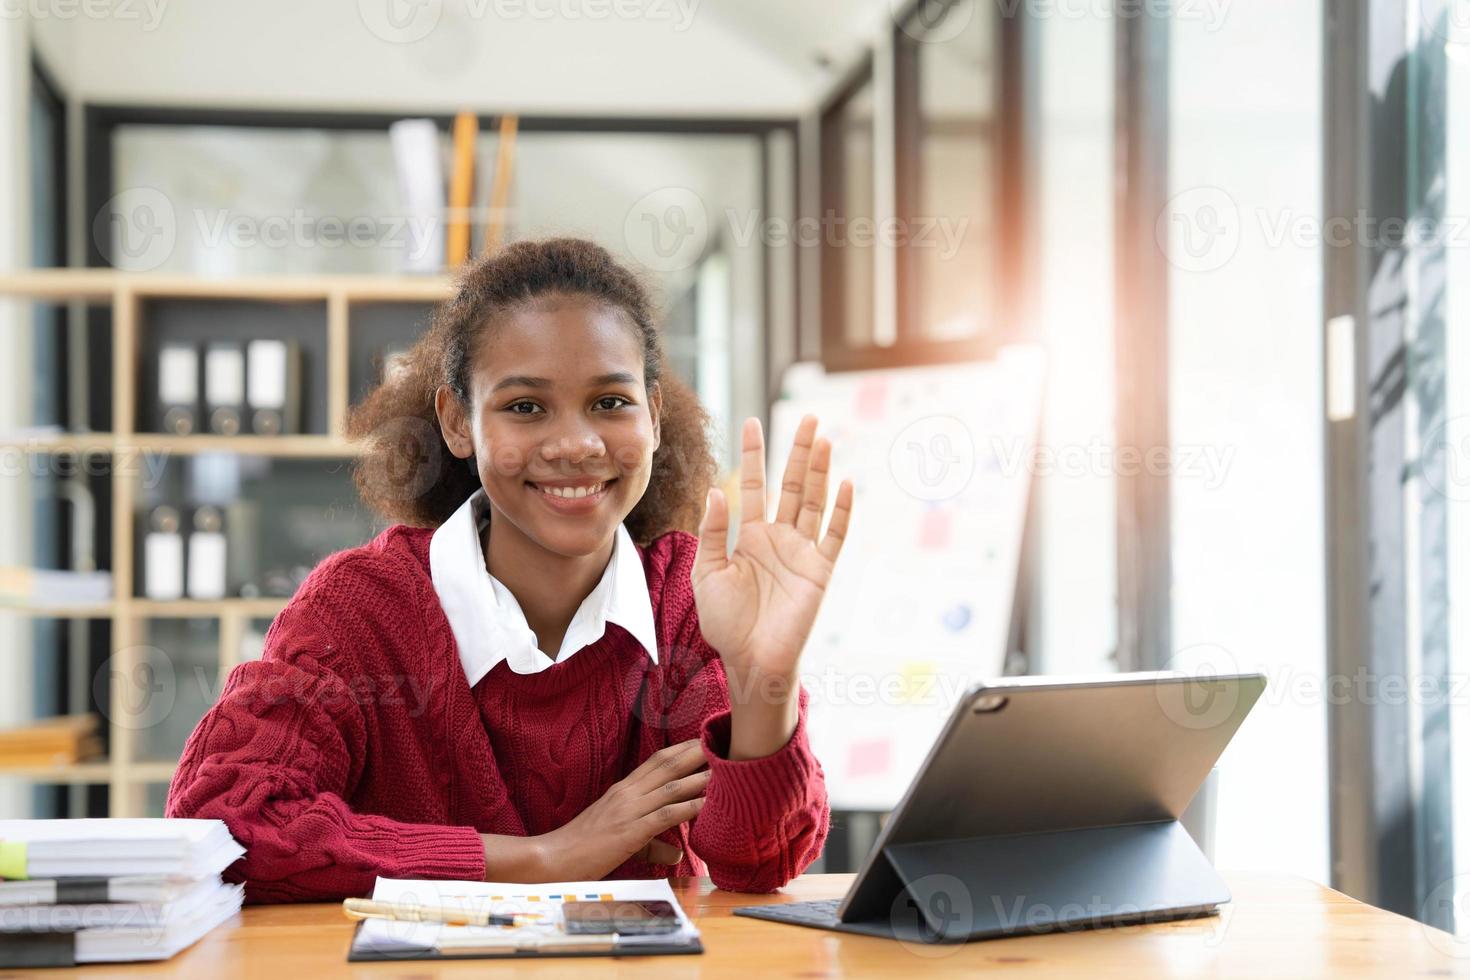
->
[0,931,79,969]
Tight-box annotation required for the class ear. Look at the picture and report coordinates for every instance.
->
[648,381,662,451]
[434,385,476,460]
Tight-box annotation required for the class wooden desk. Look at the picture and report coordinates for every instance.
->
[6,873,1468,978]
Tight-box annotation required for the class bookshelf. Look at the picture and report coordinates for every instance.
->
[0,269,453,815]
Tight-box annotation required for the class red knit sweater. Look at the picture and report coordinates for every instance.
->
[164,525,830,903]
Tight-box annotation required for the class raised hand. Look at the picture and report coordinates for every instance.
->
[692,415,854,707]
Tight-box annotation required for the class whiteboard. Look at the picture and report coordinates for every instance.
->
[768,346,1046,810]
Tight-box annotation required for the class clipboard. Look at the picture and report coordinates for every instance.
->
[347,922,703,961]
[345,876,704,961]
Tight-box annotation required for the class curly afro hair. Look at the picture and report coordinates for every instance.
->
[346,237,718,546]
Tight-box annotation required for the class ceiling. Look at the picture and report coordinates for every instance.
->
[36,0,893,116]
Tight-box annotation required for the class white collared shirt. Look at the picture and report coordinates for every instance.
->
[428,488,660,687]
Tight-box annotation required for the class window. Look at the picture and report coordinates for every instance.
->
[819,3,1026,372]
[819,62,876,358]
[895,0,1000,342]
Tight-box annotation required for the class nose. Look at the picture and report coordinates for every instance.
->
[538,423,607,470]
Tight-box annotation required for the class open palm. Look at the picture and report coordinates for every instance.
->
[692,415,854,688]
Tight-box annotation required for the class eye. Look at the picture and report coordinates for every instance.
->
[505,400,543,416]
[594,395,633,411]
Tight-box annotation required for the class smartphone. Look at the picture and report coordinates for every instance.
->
[561,900,682,935]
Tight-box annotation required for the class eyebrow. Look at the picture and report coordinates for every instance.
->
[490,371,640,393]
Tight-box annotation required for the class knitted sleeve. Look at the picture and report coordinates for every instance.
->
[164,594,486,903]
[660,594,832,894]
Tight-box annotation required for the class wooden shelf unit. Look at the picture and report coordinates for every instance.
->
[0,269,452,815]
[0,760,178,785]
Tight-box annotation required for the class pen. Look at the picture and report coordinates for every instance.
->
[342,898,545,927]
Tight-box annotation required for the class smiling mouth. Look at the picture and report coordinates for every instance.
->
[526,479,616,500]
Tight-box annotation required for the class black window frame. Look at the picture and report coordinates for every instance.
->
[819,0,1032,373]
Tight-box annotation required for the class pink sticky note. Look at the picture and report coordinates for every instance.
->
[855,377,889,421]
[846,738,892,779]
[918,507,953,549]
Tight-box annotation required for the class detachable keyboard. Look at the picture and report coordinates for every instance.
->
[732,897,969,942]
[734,898,843,929]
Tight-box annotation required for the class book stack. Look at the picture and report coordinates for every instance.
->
[0,567,112,607]
[0,819,245,968]
[0,716,102,770]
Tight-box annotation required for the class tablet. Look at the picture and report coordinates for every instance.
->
[735,671,1267,943]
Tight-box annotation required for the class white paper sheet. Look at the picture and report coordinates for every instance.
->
[0,819,244,880]
[353,877,700,954]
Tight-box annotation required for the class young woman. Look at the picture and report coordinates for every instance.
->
[166,238,854,903]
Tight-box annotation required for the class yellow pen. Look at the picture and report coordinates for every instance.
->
[342,898,544,927]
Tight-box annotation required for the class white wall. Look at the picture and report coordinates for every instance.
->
[1167,0,1328,882]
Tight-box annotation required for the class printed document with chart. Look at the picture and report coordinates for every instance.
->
[348,876,703,961]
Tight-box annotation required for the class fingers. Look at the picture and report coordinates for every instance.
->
[794,436,832,540]
[642,769,711,817]
[775,415,818,526]
[738,417,767,525]
[625,739,707,795]
[641,797,706,840]
[666,768,712,798]
[639,838,685,866]
[694,487,729,582]
[818,478,854,563]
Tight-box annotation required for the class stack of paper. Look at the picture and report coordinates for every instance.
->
[0,716,102,769]
[0,819,244,968]
[351,877,702,960]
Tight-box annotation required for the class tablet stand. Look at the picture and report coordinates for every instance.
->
[739,820,1228,944]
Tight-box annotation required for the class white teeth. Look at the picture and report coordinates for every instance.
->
[536,482,603,499]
